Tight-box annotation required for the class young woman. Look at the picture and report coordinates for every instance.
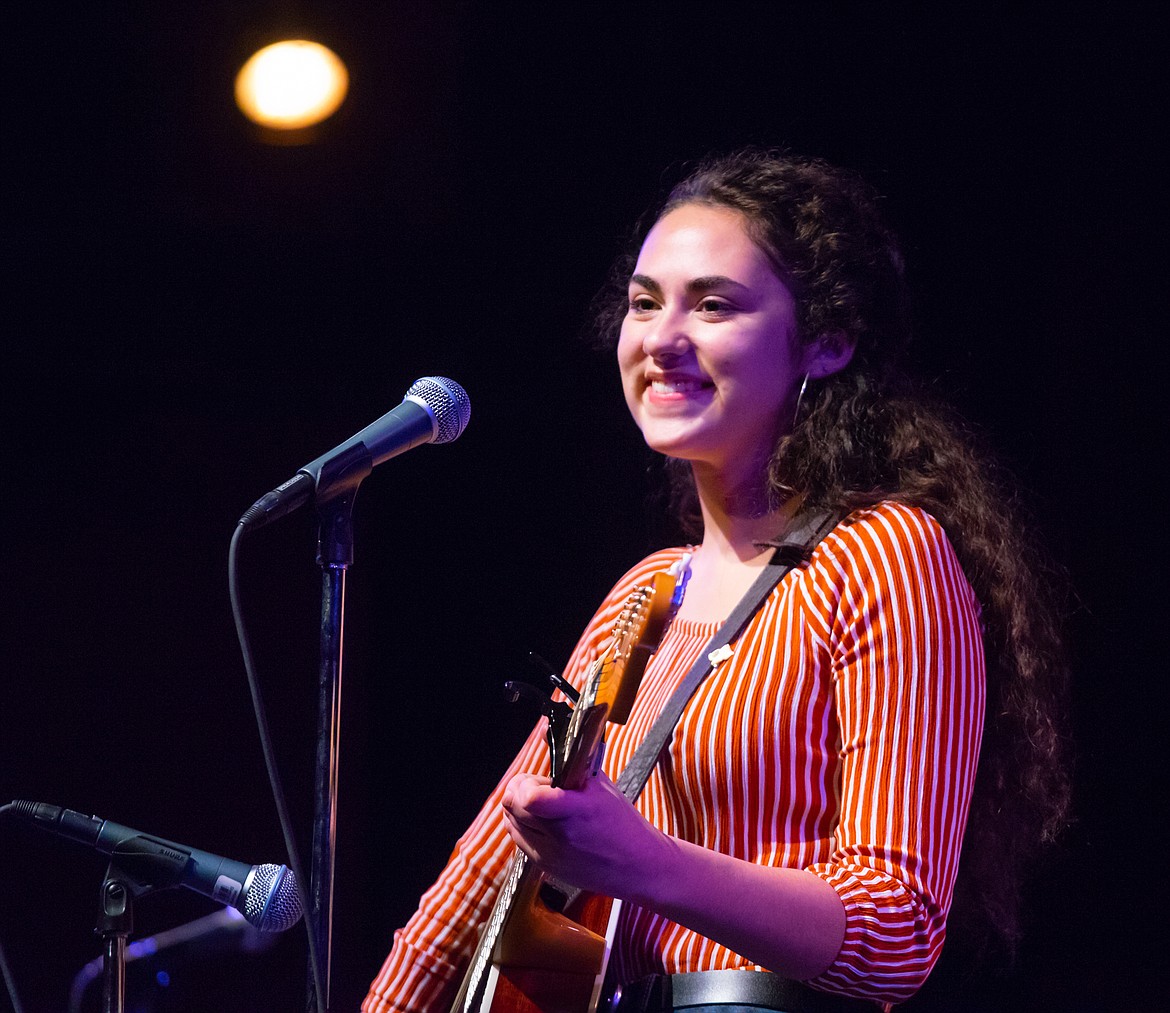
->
[363,150,1069,1011]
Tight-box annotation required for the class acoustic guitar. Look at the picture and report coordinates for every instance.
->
[451,570,679,1013]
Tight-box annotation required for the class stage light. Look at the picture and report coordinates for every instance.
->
[234,40,349,130]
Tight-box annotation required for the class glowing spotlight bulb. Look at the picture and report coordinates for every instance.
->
[235,40,349,130]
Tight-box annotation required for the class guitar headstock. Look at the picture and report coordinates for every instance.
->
[548,569,679,788]
[593,570,678,725]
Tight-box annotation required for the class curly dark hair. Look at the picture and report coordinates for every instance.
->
[593,148,1072,959]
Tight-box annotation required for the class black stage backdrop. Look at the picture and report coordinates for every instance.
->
[3,6,1160,1011]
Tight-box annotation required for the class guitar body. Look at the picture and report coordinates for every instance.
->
[452,572,679,1013]
[481,890,617,1013]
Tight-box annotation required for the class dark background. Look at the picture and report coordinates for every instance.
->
[3,4,1161,1011]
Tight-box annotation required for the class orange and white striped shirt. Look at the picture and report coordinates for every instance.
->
[363,502,985,1009]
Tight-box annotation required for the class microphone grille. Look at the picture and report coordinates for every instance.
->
[407,376,471,445]
[243,864,303,932]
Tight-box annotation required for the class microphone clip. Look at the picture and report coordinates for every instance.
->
[96,835,190,936]
[313,442,372,567]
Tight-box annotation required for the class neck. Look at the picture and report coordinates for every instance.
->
[690,460,798,562]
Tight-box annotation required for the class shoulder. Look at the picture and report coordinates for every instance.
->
[804,500,977,612]
[597,546,690,612]
[819,500,958,565]
[561,546,690,685]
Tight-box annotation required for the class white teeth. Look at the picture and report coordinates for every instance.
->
[651,378,704,394]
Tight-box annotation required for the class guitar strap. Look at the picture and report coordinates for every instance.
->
[614,506,843,805]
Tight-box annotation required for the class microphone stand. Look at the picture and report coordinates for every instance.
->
[307,445,370,1013]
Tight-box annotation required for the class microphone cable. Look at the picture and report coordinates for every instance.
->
[228,522,325,1013]
[0,935,26,1013]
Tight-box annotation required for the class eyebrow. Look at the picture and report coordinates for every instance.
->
[629,273,750,296]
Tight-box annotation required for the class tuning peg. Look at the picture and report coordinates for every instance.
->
[503,680,553,714]
[528,652,580,704]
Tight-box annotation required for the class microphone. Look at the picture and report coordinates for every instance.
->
[1,800,303,932]
[239,375,471,530]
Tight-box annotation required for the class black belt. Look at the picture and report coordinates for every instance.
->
[611,970,877,1013]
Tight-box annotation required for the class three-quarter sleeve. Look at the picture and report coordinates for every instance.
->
[801,505,985,1001]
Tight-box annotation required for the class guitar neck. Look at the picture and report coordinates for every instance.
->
[551,690,609,791]
[451,571,679,1013]
[454,850,530,1013]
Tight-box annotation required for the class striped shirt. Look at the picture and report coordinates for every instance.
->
[363,502,985,1009]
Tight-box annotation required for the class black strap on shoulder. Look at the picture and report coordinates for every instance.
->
[614,507,842,804]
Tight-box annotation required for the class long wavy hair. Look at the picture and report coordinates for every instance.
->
[593,149,1071,959]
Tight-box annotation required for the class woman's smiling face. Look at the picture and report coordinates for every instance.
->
[618,203,811,480]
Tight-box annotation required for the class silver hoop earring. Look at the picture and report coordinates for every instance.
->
[792,373,810,429]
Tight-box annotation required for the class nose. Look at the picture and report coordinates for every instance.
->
[640,306,691,360]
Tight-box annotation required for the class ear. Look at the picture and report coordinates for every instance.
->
[805,330,856,380]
